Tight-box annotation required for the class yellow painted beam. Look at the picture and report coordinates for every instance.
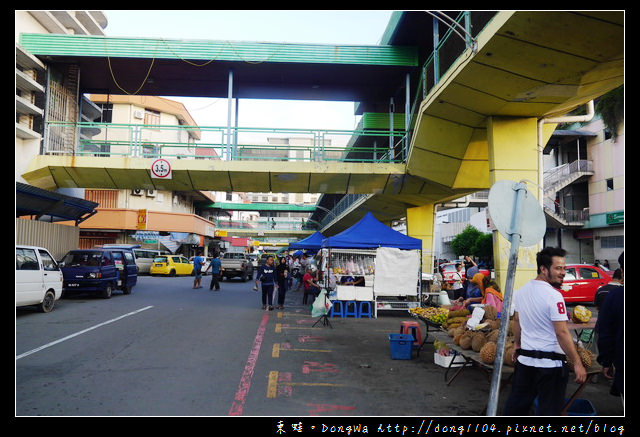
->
[406,204,435,271]
[22,155,407,194]
[487,116,541,292]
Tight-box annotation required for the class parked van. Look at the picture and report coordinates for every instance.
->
[59,247,138,298]
[16,245,63,313]
[134,248,168,274]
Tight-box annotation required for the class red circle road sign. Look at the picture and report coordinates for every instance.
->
[151,159,171,178]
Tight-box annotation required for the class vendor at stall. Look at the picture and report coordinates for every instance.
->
[454,273,503,313]
[339,275,365,286]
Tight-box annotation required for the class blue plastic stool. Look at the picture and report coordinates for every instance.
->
[330,300,344,318]
[358,301,372,318]
[344,301,358,318]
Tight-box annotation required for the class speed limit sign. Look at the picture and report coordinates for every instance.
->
[151,159,172,179]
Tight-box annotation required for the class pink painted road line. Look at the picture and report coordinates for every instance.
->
[228,313,270,416]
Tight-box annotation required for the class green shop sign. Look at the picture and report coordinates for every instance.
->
[606,211,624,225]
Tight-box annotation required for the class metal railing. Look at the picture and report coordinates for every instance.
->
[543,160,593,191]
[543,197,590,224]
[45,121,407,164]
[214,218,316,231]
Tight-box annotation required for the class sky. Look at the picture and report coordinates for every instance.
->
[102,10,395,142]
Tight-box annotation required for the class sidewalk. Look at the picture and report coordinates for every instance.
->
[278,296,624,417]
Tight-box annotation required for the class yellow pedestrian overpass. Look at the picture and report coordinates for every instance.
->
[19,11,623,287]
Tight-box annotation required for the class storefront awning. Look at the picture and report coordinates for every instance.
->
[16,182,98,224]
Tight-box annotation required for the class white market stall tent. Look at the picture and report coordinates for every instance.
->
[320,212,422,317]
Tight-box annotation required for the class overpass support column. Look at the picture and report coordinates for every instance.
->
[487,116,550,294]
[406,204,435,274]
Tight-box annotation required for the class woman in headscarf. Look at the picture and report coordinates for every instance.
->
[461,273,503,313]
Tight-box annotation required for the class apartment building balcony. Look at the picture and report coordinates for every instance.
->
[543,160,594,197]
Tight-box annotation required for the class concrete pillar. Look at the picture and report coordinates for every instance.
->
[487,116,547,292]
[406,203,435,274]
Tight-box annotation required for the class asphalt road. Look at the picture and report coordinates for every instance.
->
[16,274,624,420]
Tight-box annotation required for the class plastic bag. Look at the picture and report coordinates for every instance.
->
[311,289,331,317]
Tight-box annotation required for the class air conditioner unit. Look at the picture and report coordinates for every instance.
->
[133,110,144,119]
[146,189,156,197]
[131,188,143,196]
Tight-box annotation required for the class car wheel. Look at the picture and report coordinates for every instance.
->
[102,285,113,299]
[169,269,176,277]
[38,290,56,313]
[241,272,247,282]
[123,285,132,295]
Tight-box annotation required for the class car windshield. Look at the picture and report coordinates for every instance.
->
[61,252,103,267]
[154,257,168,263]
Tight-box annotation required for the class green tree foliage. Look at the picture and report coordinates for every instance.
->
[451,225,493,260]
[595,85,624,139]
[450,225,482,257]
[472,233,493,259]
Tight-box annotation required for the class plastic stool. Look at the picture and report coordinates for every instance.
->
[330,300,344,318]
[358,301,372,318]
[400,321,422,349]
[344,301,358,318]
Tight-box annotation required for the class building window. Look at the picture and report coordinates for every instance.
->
[142,143,159,158]
[98,103,113,123]
[601,235,624,248]
[606,178,614,191]
[144,109,161,126]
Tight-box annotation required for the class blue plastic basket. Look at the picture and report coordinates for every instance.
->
[389,333,413,360]
[534,398,596,416]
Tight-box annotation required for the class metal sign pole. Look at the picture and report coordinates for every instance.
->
[486,181,526,416]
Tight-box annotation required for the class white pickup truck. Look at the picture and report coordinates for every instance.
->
[220,252,254,281]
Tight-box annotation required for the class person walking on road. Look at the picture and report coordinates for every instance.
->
[275,256,290,310]
[206,252,222,291]
[503,247,586,416]
[192,251,205,289]
[255,255,276,310]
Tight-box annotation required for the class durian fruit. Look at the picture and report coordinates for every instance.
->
[459,333,473,350]
[486,329,500,344]
[448,309,470,318]
[479,341,497,364]
[448,316,470,325]
[452,326,466,338]
[504,343,515,366]
[486,319,501,330]
[453,333,463,345]
[577,347,593,368]
[471,331,487,352]
[483,305,498,321]
[571,305,592,323]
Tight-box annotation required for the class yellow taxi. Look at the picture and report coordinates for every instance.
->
[149,255,194,276]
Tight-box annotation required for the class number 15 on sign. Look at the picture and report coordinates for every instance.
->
[151,159,172,179]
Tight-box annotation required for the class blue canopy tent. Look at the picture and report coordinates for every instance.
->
[289,231,325,251]
[321,212,423,315]
[321,212,421,249]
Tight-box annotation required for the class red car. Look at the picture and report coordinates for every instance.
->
[440,262,490,284]
[558,264,613,304]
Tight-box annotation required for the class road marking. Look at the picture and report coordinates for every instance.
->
[228,313,270,416]
[267,370,344,398]
[307,403,356,415]
[272,343,330,358]
[16,306,154,360]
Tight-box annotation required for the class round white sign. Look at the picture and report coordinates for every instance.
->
[151,159,171,179]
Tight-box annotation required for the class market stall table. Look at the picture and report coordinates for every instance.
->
[428,329,603,416]
[567,318,597,346]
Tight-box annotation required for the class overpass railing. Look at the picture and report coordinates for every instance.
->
[44,121,407,164]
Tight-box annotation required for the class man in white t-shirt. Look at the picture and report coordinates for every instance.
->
[451,263,464,300]
[503,247,587,416]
